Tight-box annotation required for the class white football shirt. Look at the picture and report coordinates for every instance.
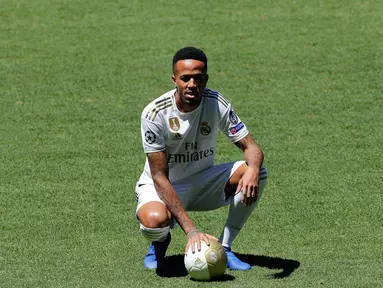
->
[137,88,249,184]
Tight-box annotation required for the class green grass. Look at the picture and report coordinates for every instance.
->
[1,0,382,287]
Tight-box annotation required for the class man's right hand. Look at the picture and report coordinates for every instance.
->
[185,230,218,254]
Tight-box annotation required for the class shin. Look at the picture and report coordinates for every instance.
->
[219,177,267,248]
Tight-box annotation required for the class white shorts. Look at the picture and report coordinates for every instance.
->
[135,161,267,213]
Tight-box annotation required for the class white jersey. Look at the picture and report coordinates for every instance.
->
[137,88,249,184]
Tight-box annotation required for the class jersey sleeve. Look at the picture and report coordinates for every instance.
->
[141,115,166,153]
[218,99,249,143]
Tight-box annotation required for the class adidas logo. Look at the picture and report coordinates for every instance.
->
[172,133,182,140]
[195,257,203,265]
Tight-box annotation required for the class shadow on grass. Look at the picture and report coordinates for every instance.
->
[156,254,300,279]
[155,255,188,277]
[190,274,235,282]
[156,255,235,281]
[235,253,300,279]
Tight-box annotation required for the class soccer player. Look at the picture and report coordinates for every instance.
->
[135,46,267,271]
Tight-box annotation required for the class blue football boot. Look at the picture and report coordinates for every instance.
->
[143,233,171,269]
[224,246,252,270]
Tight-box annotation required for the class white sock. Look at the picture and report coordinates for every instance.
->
[140,224,170,242]
[219,178,267,248]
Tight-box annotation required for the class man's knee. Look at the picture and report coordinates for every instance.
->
[224,163,247,197]
[228,162,248,186]
[137,201,172,228]
[229,164,268,184]
[225,164,268,199]
[137,202,173,242]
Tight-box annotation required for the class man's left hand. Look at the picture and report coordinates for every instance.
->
[236,166,260,206]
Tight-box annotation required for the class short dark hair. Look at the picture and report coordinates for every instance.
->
[172,46,208,71]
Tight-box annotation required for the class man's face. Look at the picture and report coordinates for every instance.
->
[172,59,208,112]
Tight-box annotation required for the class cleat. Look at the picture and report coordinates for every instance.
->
[143,245,157,269]
[224,246,252,271]
[144,234,171,269]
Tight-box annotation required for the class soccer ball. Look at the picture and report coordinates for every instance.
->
[184,239,228,281]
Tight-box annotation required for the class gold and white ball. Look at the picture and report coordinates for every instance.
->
[184,239,228,281]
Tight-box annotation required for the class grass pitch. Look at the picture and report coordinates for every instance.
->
[1,0,382,287]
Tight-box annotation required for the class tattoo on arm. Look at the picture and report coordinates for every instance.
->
[147,152,196,233]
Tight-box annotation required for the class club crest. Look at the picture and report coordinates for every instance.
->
[200,121,211,136]
[168,117,180,131]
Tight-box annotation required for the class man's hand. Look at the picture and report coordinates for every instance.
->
[185,230,218,254]
[236,166,260,206]
[234,134,263,206]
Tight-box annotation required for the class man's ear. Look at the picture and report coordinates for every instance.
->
[205,74,209,85]
[172,75,176,86]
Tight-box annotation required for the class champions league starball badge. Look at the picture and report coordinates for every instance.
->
[229,110,238,124]
[144,130,156,144]
[200,122,211,136]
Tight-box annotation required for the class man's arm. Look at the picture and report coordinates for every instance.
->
[147,151,217,252]
[147,151,197,235]
[234,133,264,169]
[234,133,264,205]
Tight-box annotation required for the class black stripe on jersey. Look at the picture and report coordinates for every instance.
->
[204,89,229,105]
[149,102,173,121]
[259,172,268,178]
[203,89,229,107]
[155,96,172,105]
[203,95,229,108]
[203,89,229,105]
[259,167,268,180]
[147,100,172,120]
[145,99,172,120]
